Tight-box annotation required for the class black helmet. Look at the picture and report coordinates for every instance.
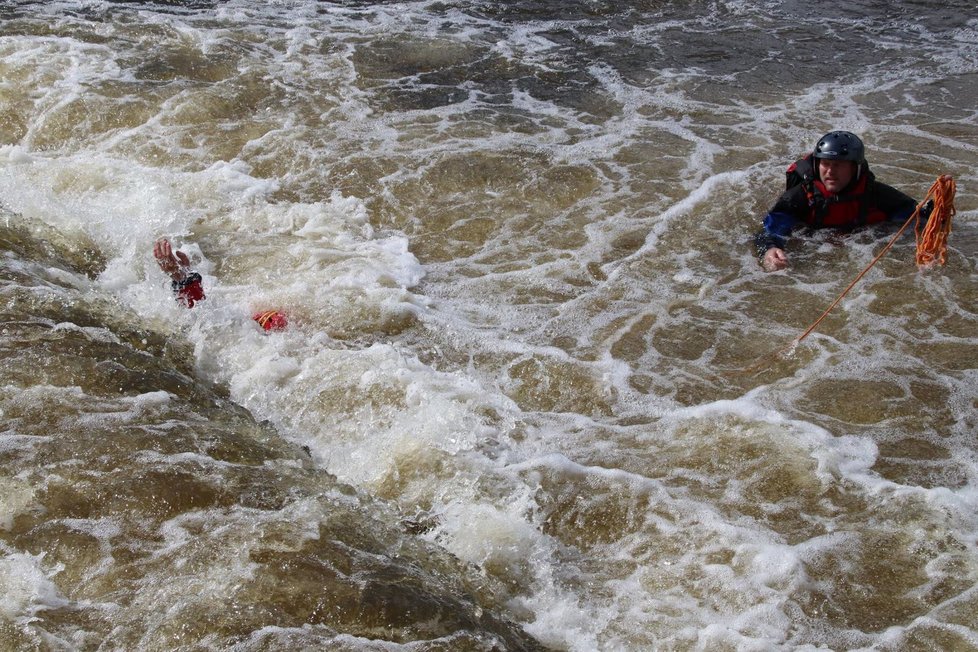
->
[813,131,865,163]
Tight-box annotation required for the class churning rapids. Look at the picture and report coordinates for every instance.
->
[1,1,977,650]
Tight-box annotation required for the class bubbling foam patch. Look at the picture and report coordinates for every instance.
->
[3,1,978,649]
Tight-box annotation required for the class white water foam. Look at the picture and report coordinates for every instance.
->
[2,1,978,648]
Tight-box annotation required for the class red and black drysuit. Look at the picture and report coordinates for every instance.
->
[172,272,205,308]
[754,155,921,258]
[169,272,287,331]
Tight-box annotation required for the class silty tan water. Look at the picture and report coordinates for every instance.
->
[1,1,977,649]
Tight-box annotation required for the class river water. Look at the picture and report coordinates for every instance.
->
[1,1,977,650]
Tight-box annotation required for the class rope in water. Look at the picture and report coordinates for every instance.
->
[794,174,956,346]
[915,174,956,267]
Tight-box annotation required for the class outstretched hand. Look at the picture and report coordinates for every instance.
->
[153,238,191,282]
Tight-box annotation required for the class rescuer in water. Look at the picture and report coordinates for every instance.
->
[755,130,925,272]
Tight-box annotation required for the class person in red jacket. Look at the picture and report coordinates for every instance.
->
[153,238,287,330]
[153,238,205,307]
[755,131,923,272]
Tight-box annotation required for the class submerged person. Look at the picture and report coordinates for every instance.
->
[153,238,205,307]
[153,238,288,331]
[754,130,926,272]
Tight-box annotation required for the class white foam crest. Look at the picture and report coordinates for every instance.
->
[0,432,39,467]
[0,148,419,341]
[677,396,878,481]
[522,594,606,652]
[422,455,614,650]
[871,606,978,652]
[489,448,830,650]
[3,143,443,489]
[210,336,517,489]
[0,148,214,256]
[430,497,548,573]
[679,393,978,541]
[0,477,35,531]
[603,169,753,281]
[0,548,67,623]
[183,195,425,334]
[115,498,331,649]
[0,34,122,148]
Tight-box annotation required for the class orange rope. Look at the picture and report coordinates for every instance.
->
[915,174,956,266]
[794,174,956,346]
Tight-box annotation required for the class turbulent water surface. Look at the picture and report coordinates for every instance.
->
[1,0,977,649]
